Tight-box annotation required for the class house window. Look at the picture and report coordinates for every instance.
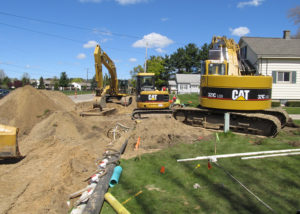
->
[272,71,297,84]
[277,72,290,83]
[180,84,188,90]
[240,46,247,59]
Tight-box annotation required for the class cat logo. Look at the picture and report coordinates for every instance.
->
[232,90,250,101]
[148,94,157,101]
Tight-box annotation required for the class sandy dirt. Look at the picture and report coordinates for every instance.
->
[0,86,211,214]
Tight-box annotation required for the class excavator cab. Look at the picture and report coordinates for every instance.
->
[132,73,171,119]
[136,74,155,92]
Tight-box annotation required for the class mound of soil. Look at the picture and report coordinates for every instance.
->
[115,116,212,159]
[0,88,211,214]
[0,86,74,136]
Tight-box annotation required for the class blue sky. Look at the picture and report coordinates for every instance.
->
[0,0,299,80]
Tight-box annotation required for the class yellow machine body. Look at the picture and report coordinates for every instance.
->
[0,124,20,158]
[200,36,272,111]
[136,73,170,109]
[93,45,132,108]
[200,74,272,110]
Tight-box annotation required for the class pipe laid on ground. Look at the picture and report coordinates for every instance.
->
[241,152,300,160]
[82,139,128,214]
[109,166,123,187]
[177,148,300,162]
[104,192,130,214]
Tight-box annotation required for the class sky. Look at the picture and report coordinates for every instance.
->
[0,0,299,80]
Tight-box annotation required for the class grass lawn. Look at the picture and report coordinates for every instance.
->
[284,107,300,114]
[170,93,199,108]
[61,90,94,96]
[101,130,300,214]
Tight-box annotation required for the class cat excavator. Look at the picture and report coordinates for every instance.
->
[80,45,132,116]
[0,124,21,159]
[173,36,289,137]
[131,72,172,119]
[93,44,132,110]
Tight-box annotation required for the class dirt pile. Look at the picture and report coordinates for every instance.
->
[0,86,74,136]
[117,116,212,159]
[0,88,211,214]
[0,110,116,214]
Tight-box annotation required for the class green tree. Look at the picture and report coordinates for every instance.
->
[59,72,69,88]
[1,76,11,89]
[103,73,110,87]
[71,78,83,83]
[167,43,210,74]
[38,76,45,89]
[91,75,97,90]
[51,76,59,90]
[21,72,30,86]
[147,56,169,88]
[129,65,144,87]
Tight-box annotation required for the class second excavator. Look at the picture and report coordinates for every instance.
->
[173,36,289,137]
[93,44,132,111]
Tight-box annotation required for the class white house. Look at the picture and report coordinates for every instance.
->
[239,30,300,102]
[71,82,91,91]
[168,80,177,94]
[168,74,200,94]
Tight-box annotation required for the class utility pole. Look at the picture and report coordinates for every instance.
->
[144,42,148,73]
[86,68,89,90]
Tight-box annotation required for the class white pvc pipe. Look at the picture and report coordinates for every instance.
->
[177,148,300,162]
[241,152,300,160]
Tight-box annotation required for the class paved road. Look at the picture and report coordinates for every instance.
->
[69,94,94,103]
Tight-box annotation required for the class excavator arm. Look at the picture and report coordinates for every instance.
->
[94,45,119,96]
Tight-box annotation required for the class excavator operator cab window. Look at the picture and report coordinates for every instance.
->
[208,63,226,75]
[137,75,155,92]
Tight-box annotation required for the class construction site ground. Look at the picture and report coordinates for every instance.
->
[0,86,212,214]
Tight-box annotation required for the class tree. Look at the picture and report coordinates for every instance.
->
[21,72,30,86]
[59,72,69,88]
[103,73,110,87]
[0,69,6,80]
[38,76,45,89]
[1,76,10,89]
[71,78,83,83]
[51,76,59,90]
[129,65,144,87]
[91,75,97,90]
[288,6,300,38]
[147,56,169,88]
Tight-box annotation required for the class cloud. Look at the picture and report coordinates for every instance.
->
[155,48,166,53]
[129,58,137,62]
[230,27,250,37]
[237,0,264,8]
[132,32,173,49]
[77,53,86,59]
[161,17,169,22]
[115,0,147,5]
[83,40,98,48]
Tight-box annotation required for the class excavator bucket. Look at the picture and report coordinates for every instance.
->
[0,124,21,158]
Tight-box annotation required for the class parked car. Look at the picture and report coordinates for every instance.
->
[0,89,10,99]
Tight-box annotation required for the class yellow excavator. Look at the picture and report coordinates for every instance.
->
[131,72,172,119]
[173,36,289,137]
[93,44,132,110]
[0,124,21,159]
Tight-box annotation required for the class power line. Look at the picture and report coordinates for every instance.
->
[0,10,140,39]
[0,21,145,55]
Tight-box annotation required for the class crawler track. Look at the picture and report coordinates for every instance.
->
[173,108,282,137]
[132,109,173,120]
